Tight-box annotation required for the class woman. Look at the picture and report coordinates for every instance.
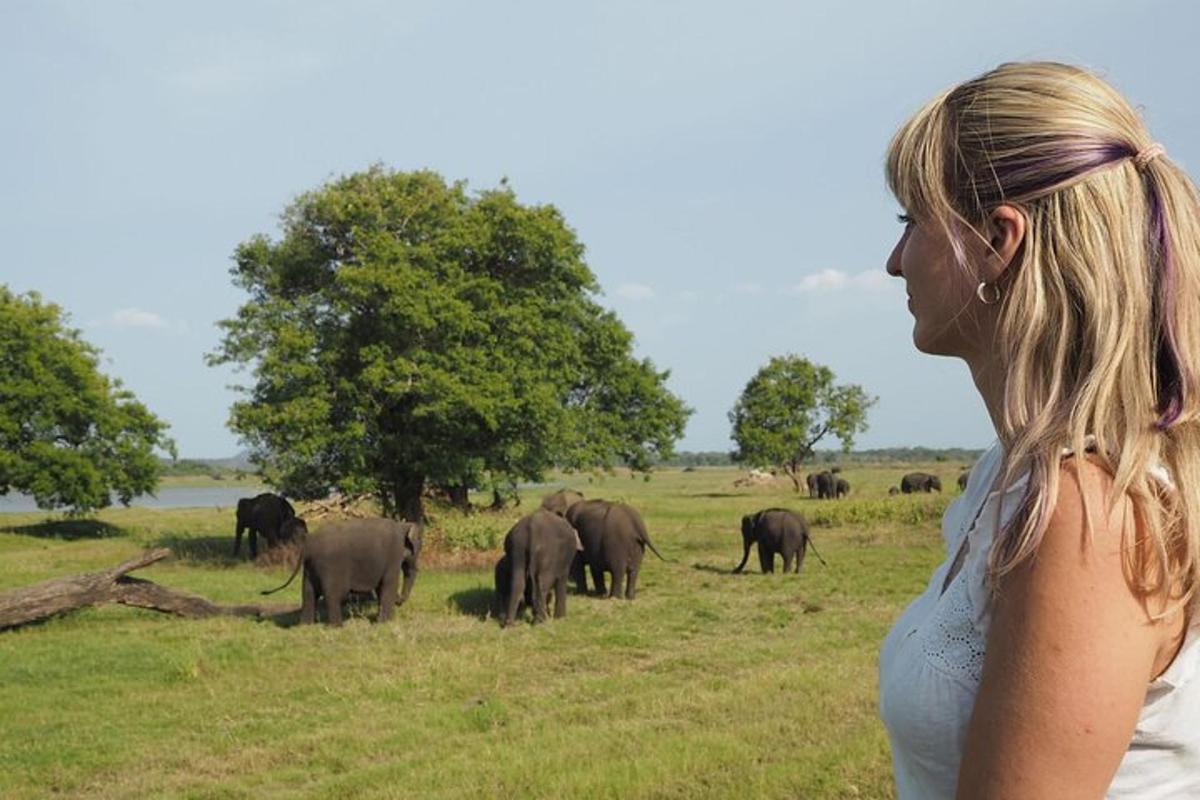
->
[878,62,1200,799]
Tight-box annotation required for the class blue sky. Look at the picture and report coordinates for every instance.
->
[3,1,1198,457]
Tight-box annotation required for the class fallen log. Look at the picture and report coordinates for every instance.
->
[0,548,296,631]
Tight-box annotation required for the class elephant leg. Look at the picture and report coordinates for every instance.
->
[233,524,245,557]
[530,574,548,624]
[570,555,588,594]
[758,544,772,574]
[553,577,568,619]
[301,571,317,624]
[608,559,626,599]
[783,550,794,573]
[325,584,346,627]
[589,563,607,596]
[249,528,259,559]
[625,566,639,600]
[377,571,400,622]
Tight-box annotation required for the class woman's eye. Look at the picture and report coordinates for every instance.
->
[896,213,915,227]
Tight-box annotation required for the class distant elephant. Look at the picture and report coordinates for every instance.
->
[261,517,422,626]
[815,471,836,500]
[233,493,297,558]
[566,499,666,599]
[494,510,582,626]
[541,488,585,517]
[835,478,850,498]
[888,486,900,496]
[734,508,816,574]
[805,473,820,498]
[900,472,943,493]
[957,469,971,490]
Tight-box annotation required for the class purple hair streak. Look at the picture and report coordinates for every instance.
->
[1146,172,1188,430]
[984,138,1187,430]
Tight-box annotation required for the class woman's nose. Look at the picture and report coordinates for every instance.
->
[886,236,905,277]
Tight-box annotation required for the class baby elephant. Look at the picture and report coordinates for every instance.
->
[734,508,823,574]
[495,510,582,626]
[261,517,422,626]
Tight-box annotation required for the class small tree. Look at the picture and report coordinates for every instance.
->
[0,287,174,512]
[728,355,875,492]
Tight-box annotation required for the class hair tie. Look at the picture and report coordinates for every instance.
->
[1133,142,1166,171]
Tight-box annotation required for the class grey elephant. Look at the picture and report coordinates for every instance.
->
[815,471,836,499]
[261,517,422,626]
[233,492,297,558]
[900,472,943,493]
[957,469,971,490]
[566,499,666,599]
[805,473,820,498]
[734,508,825,574]
[540,488,585,517]
[835,477,850,498]
[494,510,582,626]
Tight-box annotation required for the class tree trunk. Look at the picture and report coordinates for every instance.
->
[786,461,802,493]
[446,483,471,513]
[0,549,295,631]
[491,488,506,511]
[389,474,426,523]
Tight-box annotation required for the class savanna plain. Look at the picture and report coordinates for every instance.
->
[0,464,961,799]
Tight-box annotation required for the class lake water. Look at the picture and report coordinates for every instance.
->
[0,487,264,514]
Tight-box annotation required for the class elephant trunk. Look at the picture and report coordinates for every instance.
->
[734,536,752,574]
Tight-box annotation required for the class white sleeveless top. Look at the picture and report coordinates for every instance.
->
[879,442,1200,799]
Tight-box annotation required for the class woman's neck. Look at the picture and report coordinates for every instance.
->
[968,356,1007,442]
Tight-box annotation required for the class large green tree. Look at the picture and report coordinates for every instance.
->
[0,287,174,512]
[209,167,690,520]
[728,355,875,492]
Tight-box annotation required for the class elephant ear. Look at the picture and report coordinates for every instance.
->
[405,523,423,556]
[741,514,756,538]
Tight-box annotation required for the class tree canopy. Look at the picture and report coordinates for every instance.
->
[728,355,875,491]
[209,167,690,520]
[0,287,174,512]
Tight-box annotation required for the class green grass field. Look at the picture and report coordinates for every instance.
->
[0,464,964,799]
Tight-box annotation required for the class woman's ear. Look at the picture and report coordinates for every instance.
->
[980,204,1026,282]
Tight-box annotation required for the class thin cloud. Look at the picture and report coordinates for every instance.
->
[733,282,763,295]
[615,283,655,301]
[789,269,894,294]
[164,36,322,96]
[111,308,168,329]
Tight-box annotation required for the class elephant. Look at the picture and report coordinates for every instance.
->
[900,472,943,493]
[494,510,582,626]
[233,492,297,558]
[805,473,820,498]
[815,471,836,500]
[541,488,585,517]
[734,508,821,574]
[566,499,666,599]
[835,477,850,498]
[957,469,971,490]
[888,486,900,496]
[261,517,422,626]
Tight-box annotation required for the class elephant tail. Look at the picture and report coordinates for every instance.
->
[261,546,304,595]
[805,533,828,567]
[627,508,671,562]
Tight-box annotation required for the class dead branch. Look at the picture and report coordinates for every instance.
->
[0,549,295,631]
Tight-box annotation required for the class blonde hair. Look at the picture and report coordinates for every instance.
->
[886,61,1200,614]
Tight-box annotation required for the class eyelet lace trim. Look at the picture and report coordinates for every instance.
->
[919,568,986,685]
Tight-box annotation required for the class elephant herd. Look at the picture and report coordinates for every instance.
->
[237,488,823,628]
[805,470,850,500]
